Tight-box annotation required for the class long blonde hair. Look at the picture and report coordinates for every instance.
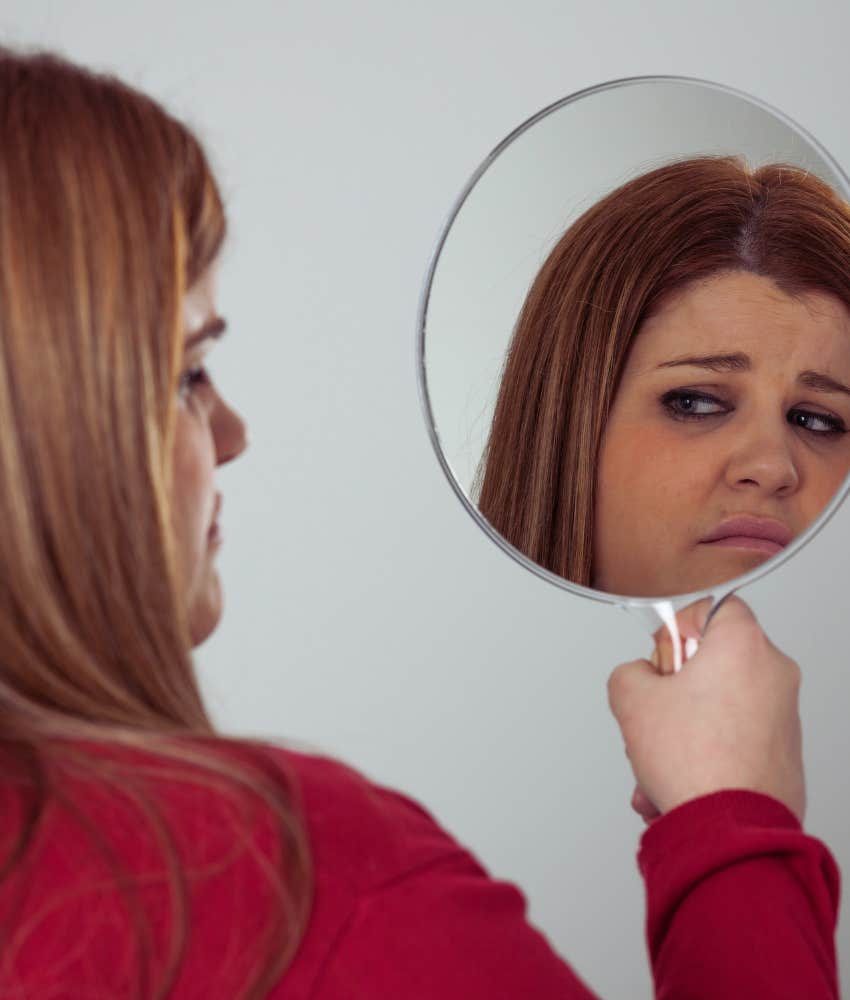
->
[0,46,311,998]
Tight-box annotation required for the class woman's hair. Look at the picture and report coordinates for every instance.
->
[0,47,310,998]
[477,155,850,587]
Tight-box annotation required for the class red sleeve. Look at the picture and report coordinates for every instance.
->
[305,785,840,1000]
[639,789,840,1000]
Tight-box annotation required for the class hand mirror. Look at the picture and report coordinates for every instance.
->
[417,76,850,668]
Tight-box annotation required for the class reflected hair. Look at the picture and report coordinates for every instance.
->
[476,155,850,586]
[0,47,310,998]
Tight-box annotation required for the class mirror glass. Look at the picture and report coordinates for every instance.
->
[419,77,850,607]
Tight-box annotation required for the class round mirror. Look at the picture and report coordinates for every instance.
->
[418,76,850,643]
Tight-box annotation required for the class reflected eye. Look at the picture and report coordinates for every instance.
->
[661,390,727,420]
[660,388,848,438]
[787,408,847,436]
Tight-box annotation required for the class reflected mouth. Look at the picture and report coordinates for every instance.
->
[699,515,792,556]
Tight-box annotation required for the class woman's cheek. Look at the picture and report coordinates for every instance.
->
[170,414,212,557]
[800,458,850,526]
[604,422,675,492]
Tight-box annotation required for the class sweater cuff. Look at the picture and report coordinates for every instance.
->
[639,789,801,868]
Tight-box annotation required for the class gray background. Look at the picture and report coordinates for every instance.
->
[2,4,848,997]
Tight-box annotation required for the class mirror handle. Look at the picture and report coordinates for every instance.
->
[622,584,738,673]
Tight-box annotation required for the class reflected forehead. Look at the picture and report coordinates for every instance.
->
[629,272,850,373]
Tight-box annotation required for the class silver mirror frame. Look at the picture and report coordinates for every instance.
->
[416,74,850,616]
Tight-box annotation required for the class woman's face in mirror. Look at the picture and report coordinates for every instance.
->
[171,259,249,646]
[594,271,850,597]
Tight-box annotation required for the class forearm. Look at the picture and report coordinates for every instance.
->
[640,790,840,1000]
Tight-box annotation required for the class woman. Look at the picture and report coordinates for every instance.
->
[478,156,850,597]
[0,48,838,999]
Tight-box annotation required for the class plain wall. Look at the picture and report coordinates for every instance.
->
[2,3,848,997]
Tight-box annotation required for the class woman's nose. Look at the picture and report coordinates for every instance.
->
[212,398,249,466]
[723,419,800,497]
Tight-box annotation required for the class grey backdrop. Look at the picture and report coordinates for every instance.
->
[3,4,848,997]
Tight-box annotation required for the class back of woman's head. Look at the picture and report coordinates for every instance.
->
[0,47,309,999]
[0,46,222,730]
[477,155,850,587]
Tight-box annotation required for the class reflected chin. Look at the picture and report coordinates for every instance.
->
[627,547,781,600]
[680,544,780,594]
[697,542,781,569]
[591,537,788,599]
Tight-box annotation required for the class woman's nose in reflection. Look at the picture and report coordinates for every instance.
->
[722,414,801,498]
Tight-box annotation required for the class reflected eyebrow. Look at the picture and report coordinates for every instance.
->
[798,370,850,397]
[657,353,750,373]
[656,353,850,397]
[185,316,227,349]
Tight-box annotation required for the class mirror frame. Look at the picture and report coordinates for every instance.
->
[416,74,850,611]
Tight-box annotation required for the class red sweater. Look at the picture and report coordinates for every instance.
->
[0,744,839,998]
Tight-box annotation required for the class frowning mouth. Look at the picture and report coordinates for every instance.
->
[699,515,792,555]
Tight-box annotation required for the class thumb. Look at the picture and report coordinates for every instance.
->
[700,593,761,638]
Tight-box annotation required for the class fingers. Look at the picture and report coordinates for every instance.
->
[650,629,677,676]
[649,595,761,675]
[649,597,712,675]
[613,593,804,823]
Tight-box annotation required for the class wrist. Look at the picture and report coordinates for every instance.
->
[655,779,804,825]
[640,788,803,866]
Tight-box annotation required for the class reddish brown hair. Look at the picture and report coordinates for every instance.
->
[477,156,850,586]
[0,47,310,998]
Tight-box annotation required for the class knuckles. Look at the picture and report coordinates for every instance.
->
[606,658,646,716]
[606,664,626,712]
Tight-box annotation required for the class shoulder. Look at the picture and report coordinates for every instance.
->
[259,744,475,893]
[1,739,440,997]
[1,738,468,895]
[0,741,588,999]
[0,738,309,996]
[258,747,593,999]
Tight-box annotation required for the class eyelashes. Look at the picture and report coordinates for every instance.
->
[787,410,847,435]
[661,391,726,419]
[179,365,212,396]
[660,389,849,437]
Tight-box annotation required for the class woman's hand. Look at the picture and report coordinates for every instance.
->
[608,595,806,822]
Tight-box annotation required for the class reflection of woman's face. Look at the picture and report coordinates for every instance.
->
[593,271,850,597]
